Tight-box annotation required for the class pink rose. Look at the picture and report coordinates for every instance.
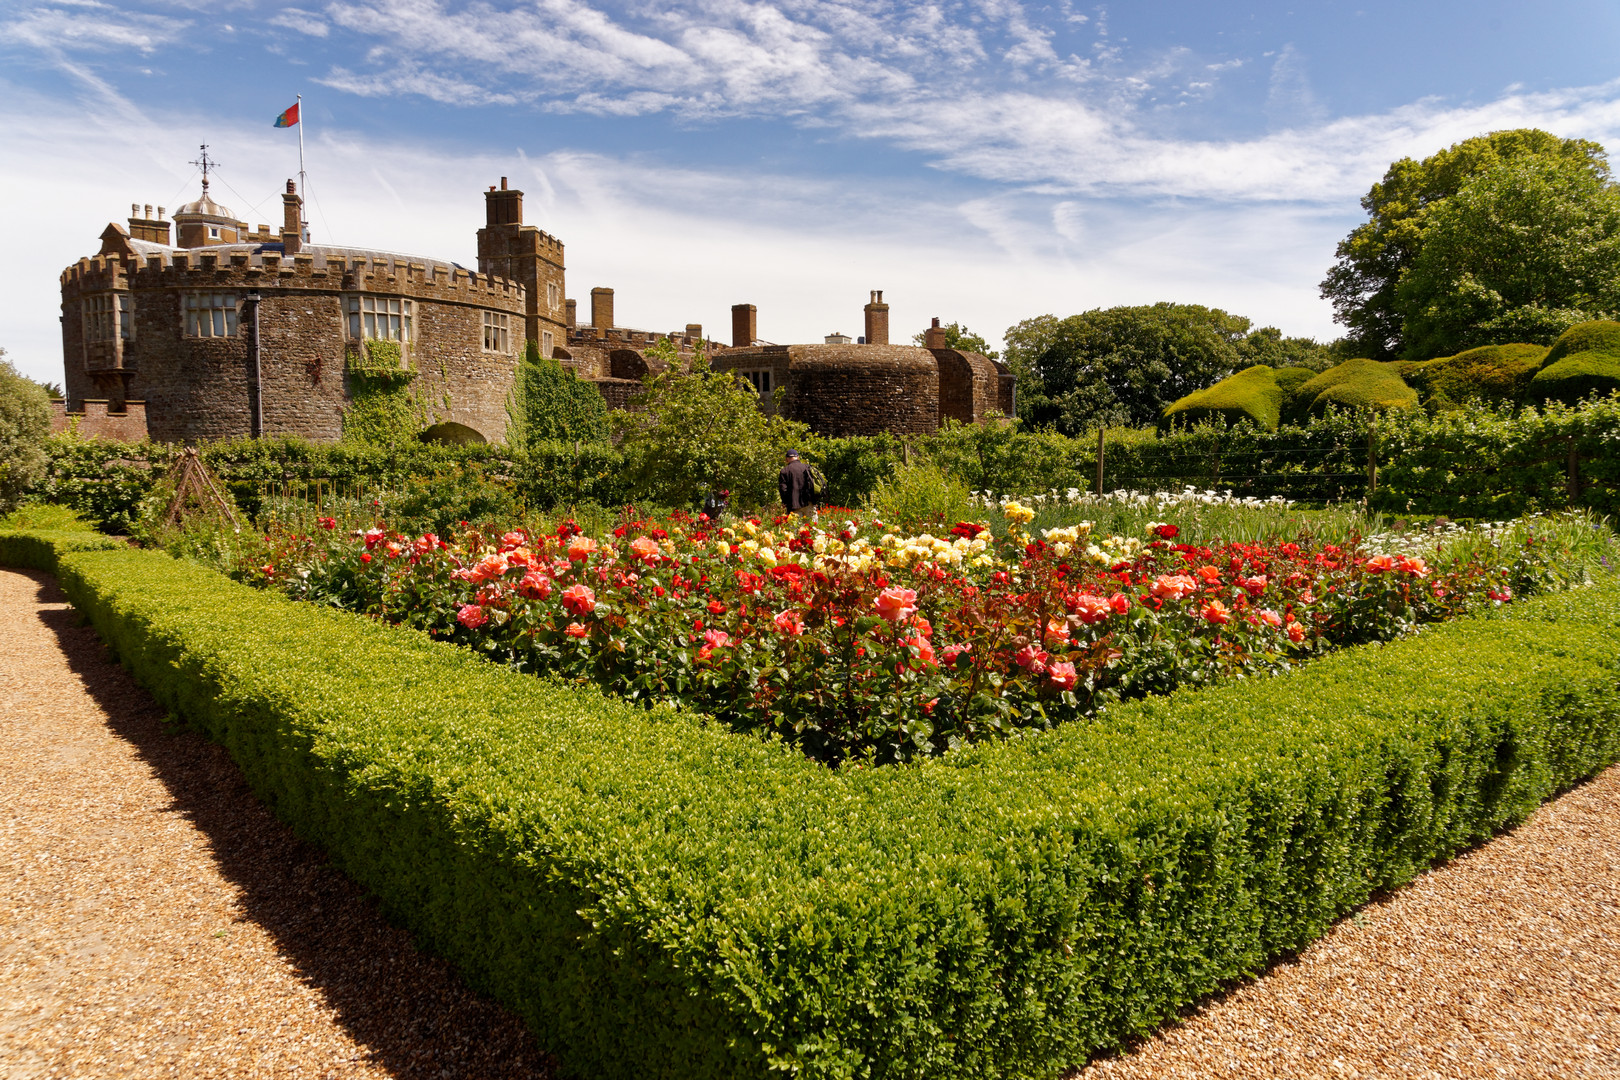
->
[1363,554,1396,573]
[1400,556,1430,577]
[1071,594,1111,624]
[1047,661,1078,690]
[1239,574,1268,596]
[873,587,919,623]
[1258,608,1283,628]
[630,536,661,560]
[567,536,599,562]
[909,635,937,668]
[1108,592,1132,615]
[1014,643,1050,674]
[1202,600,1231,625]
[1044,618,1072,643]
[457,604,488,629]
[561,584,596,615]
[941,642,972,666]
[564,621,588,638]
[1150,574,1198,601]
[703,628,732,649]
[518,570,552,600]
[1286,621,1306,643]
[773,609,805,636]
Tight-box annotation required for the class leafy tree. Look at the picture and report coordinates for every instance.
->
[1321,128,1610,359]
[1237,327,1337,372]
[614,340,813,510]
[1394,156,1620,358]
[507,339,609,449]
[1004,303,1253,434]
[910,321,1001,359]
[0,348,52,515]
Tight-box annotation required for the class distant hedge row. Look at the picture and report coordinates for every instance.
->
[10,532,1618,1080]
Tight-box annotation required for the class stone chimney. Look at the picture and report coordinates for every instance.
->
[281,180,303,255]
[863,290,889,346]
[685,323,703,344]
[923,316,947,350]
[484,176,523,227]
[591,287,614,332]
[565,298,577,329]
[731,303,757,347]
[127,202,171,245]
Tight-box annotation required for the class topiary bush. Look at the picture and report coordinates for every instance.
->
[1286,358,1419,421]
[1398,343,1549,410]
[1527,319,1620,406]
[1160,365,1289,432]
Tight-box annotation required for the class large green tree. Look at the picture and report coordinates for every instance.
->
[1394,156,1620,359]
[0,348,52,515]
[614,341,812,510]
[1003,303,1330,433]
[1320,128,1611,359]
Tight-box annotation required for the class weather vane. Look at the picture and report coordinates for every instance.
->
[189,144,218,193]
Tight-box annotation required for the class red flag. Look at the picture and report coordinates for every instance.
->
[273,102,300,128]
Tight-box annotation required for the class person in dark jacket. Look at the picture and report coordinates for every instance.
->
[778,450,817,521]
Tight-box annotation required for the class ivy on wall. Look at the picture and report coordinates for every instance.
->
[343,339,425,446]
[506,339,610,449]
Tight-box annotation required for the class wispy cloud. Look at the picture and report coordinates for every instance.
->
[0,1,190,53]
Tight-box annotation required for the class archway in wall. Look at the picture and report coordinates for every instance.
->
[419,422,488,445]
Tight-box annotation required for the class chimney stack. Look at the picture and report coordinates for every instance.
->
[565,298,577,329]
[731,303,757,347]
[590,287,614,332]
[923,316,948,350]
[863,289,889,346]
[281,179,303,255]
[484,178,524,228]
[128,201,172,245]
[685,323,703,344]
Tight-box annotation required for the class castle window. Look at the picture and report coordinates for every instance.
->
[483,310,511,353]
[84,293,131,341]
[184,292,238,337]
[541,330,554,357]
[546,282,560,310]
[347,295,412,343]
[738,370,772,395]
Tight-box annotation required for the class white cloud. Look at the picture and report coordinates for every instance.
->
[0,3,190,53]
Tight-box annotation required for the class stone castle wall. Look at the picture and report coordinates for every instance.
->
[60,249,527,443]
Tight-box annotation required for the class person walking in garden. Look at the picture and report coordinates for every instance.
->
[778,449,818,522]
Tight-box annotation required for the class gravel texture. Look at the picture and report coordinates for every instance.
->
[2,563,1617,1078]
[1077,763,1620,1078]
[0,568,551,1078]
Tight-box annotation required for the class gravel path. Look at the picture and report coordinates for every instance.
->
[0,568,551,1078]
[2,565,1617,1078]
[1076,761,1620,1078]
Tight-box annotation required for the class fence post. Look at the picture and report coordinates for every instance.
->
[1568,437,1581,503]
[1367,415,1378,496]
[1095,427,1105,496]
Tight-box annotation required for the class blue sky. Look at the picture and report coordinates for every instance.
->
[3,0,1620,385]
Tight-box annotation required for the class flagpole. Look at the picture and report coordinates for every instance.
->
[296,94,308,241]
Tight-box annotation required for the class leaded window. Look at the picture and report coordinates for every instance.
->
[184,292,238,338]
[347,295,413,342]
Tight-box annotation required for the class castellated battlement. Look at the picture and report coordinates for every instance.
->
[61,249,527,309]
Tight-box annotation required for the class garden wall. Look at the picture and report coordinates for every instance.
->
[5,535,1620,1079]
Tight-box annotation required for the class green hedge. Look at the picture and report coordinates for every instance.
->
[1159,365,1290,432]
[11,532,1619,1079]
[1288,358,1419,420]
[0,528,124,571]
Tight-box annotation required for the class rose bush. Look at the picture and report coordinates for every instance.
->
[241,505,1562,763]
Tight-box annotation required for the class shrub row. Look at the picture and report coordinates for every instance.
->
[10,532,1618,1079]
[0,528,124,571]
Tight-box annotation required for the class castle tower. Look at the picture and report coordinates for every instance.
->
[476,176,567,356]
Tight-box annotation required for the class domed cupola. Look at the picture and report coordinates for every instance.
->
[172,145,246,248]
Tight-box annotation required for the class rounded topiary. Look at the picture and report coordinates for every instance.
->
[1285,358,1418,421]
[1274,366,1318,395]
[1398,343,1548,409]
[1160,365,1287,432]
[1527,320,1620,405]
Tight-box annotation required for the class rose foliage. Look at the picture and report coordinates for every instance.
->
[241,508,1555,763]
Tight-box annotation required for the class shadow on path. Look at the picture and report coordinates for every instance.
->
[24,569,559,1079]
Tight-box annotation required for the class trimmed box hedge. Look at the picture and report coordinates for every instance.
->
[0,527,124,571]
[12,536,1620,1080]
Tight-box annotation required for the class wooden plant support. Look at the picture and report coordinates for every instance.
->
[164,447,240,532]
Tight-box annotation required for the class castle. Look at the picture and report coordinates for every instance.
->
[58,169,1013,443]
